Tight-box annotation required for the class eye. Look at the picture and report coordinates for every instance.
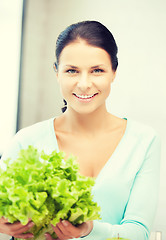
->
[92,68,104,74]
[66,69,78,74]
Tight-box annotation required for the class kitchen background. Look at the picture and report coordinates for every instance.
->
[0,0,166,238]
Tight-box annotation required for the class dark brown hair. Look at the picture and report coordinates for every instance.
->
[55,20,118,71]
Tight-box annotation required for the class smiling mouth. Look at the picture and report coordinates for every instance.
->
[73,93,98,99]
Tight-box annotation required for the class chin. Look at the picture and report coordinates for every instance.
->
[71,105,104,115]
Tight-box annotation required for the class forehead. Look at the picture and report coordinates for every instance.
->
[59,41,112,67]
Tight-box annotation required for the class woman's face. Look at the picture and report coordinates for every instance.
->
[56,40,116,114]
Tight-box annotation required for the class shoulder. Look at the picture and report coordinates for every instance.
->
[127,118,160,141]
[1,118,57,167]
[124,118,161,171]
[15,118,55,143]
[1,118,55,162]
[126,118,161,156]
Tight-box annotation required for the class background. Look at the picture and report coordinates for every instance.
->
[0,0,165,238]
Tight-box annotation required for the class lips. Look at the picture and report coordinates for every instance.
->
[73,93,98,99]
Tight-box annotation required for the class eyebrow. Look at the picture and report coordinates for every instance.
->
[90,65,105,69]
[64,64,106,69]
[64,65,78,69]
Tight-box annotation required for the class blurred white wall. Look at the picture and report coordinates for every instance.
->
[0,0,23,154]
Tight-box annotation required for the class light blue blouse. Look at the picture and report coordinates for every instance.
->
[1,117,161,240]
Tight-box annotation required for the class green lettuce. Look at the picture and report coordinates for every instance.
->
[0,146,101,239]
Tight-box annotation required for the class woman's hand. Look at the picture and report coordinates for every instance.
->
[0,217,34,239]
[45,220,93,240]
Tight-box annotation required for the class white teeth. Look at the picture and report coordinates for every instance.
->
[74,94,95,99]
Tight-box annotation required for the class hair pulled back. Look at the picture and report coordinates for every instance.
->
[55,20,118,71]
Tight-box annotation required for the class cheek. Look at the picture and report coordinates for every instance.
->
[101,80,112,98]
[105,85,111,97]
[58,78,73,96]
[99,78,111,91]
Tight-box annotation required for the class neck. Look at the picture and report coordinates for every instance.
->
[63,105,112,137]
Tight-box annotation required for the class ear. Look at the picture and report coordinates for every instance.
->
[53,62,59,80]
[111,70,117,83]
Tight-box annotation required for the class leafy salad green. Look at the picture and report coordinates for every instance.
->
[0,146,101,240]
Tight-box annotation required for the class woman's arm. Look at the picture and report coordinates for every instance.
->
[78,134,161,240]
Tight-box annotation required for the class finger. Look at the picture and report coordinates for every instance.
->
[0,217,10,224]
[77,221,93,237]
[5,222,34,234]
[60,220,81,237]
[56,221,74,237]
[52,224,70,240]
[45,232,56,240]
[59,220,92,238]
[13,232,34,239]
[6,221,34,236]
[77,222,87,231]
[6,219,33,231]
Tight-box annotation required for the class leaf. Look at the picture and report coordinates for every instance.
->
[0,145,101,239]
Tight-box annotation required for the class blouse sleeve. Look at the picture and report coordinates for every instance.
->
[0,132,22,170]
[81,134,161,240]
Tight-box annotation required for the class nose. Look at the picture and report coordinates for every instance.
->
[77,73,92,91]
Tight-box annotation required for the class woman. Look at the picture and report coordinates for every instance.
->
[0,21,161,240]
